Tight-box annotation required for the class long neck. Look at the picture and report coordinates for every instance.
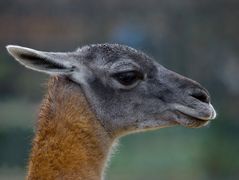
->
[27,77,113,180]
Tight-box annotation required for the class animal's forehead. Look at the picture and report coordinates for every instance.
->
[77,43,141,56]
[76,43,154,66]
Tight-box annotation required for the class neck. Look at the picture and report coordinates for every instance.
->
[27,77,114,180]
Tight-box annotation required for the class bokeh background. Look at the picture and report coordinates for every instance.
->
[0,0,239,180]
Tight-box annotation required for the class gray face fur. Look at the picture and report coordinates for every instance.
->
[6,44,216,136]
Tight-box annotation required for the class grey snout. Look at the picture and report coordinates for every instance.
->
[161,68,216,120]
[167,68,212,105]
[177,82,216,120]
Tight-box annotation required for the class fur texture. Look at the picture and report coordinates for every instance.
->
[27,76,113,180]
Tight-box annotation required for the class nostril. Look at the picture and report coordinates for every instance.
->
[190,89,210,104]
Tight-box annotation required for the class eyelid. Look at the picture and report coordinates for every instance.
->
[110,63,141,74]
[111,70,145,85]
[110,68,144,76]
[110,59,140,68]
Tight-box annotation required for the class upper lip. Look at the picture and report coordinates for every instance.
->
[171,103,217,121]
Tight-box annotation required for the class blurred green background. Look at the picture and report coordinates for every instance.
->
[0,0,239,180]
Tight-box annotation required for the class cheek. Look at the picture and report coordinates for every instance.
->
[135,98,166,114]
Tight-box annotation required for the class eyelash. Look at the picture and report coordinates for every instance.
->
[112,70,144,86]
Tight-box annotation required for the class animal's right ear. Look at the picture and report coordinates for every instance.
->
[6,45,75,75]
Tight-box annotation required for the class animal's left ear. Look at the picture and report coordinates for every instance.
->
[6,45,75,75]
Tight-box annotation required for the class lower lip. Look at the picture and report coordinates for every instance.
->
[187,119,209,128]
[175,112,211,128]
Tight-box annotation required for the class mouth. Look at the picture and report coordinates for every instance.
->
[174,111,210,128]
[171,103,217,128]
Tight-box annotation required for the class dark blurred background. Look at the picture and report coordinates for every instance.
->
[0,0,239,180]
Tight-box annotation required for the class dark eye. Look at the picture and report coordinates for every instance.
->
[112,70,144,86]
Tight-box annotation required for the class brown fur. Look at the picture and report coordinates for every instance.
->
[27,76,113,180]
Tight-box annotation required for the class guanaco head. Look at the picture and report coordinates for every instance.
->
[6,44,216,136]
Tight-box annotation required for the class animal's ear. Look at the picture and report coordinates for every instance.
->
[6,45,75,75]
